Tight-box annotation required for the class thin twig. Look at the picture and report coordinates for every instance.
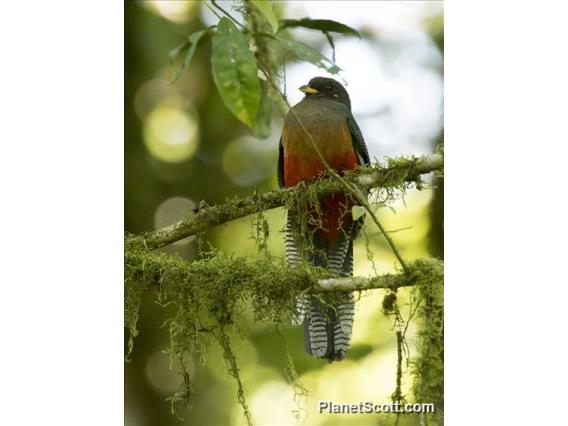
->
[394,331,403,426]
[211,0,246,29]
[370,226,413,236]
[204,1,224,21]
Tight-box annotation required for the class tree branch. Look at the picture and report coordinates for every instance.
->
[140,154,442,249]
[315,271,415,292]
[125,236,437,295]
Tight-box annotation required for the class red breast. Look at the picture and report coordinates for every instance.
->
[281,99,358,245]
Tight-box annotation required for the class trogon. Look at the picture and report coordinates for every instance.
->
[277,76,370,361]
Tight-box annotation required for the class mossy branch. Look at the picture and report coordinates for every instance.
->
[125,236,429,296]
[125,237,443,366]
[316,272,415,292]
[141,153,443,250]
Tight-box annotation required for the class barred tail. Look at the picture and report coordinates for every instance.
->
[285,216,309,325]
[304,292,354,361]
[332,292,355,360]
[286,212,356,361]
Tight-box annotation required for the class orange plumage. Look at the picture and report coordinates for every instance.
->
[281,98,359,245]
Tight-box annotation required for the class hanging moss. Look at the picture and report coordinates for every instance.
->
[126,237,326,337]
[382,290,398,315]
[379,258,444,426]
[124,234,331,423]
[126,231,443,421]
[275,325,309,422]
[252,210,270,253]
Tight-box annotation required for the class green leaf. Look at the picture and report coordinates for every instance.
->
[211,18,261,128]
[250,0,279,35]
[277,37,341,74]
[352,206,367,221]
[169,29,208,84]
[322,30,336,62]
[169,39,190,65]
[280,18,361,38]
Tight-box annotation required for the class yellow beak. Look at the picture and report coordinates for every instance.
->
[299,85,318,94]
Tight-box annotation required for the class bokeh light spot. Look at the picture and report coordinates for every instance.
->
[143,105,199,163]
[134,79,183,120]
[236,381,299,426]
[144,0,198,23]
[222,136,277,187]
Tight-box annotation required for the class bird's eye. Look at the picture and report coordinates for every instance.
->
[325,85,333,91]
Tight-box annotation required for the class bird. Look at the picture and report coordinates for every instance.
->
[277,76,370,361]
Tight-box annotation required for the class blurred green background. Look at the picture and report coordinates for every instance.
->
[125,1,443,425]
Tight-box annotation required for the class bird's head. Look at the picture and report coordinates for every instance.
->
[299,77,351,109]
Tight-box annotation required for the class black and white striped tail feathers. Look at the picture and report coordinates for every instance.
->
[285,214,356,362]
